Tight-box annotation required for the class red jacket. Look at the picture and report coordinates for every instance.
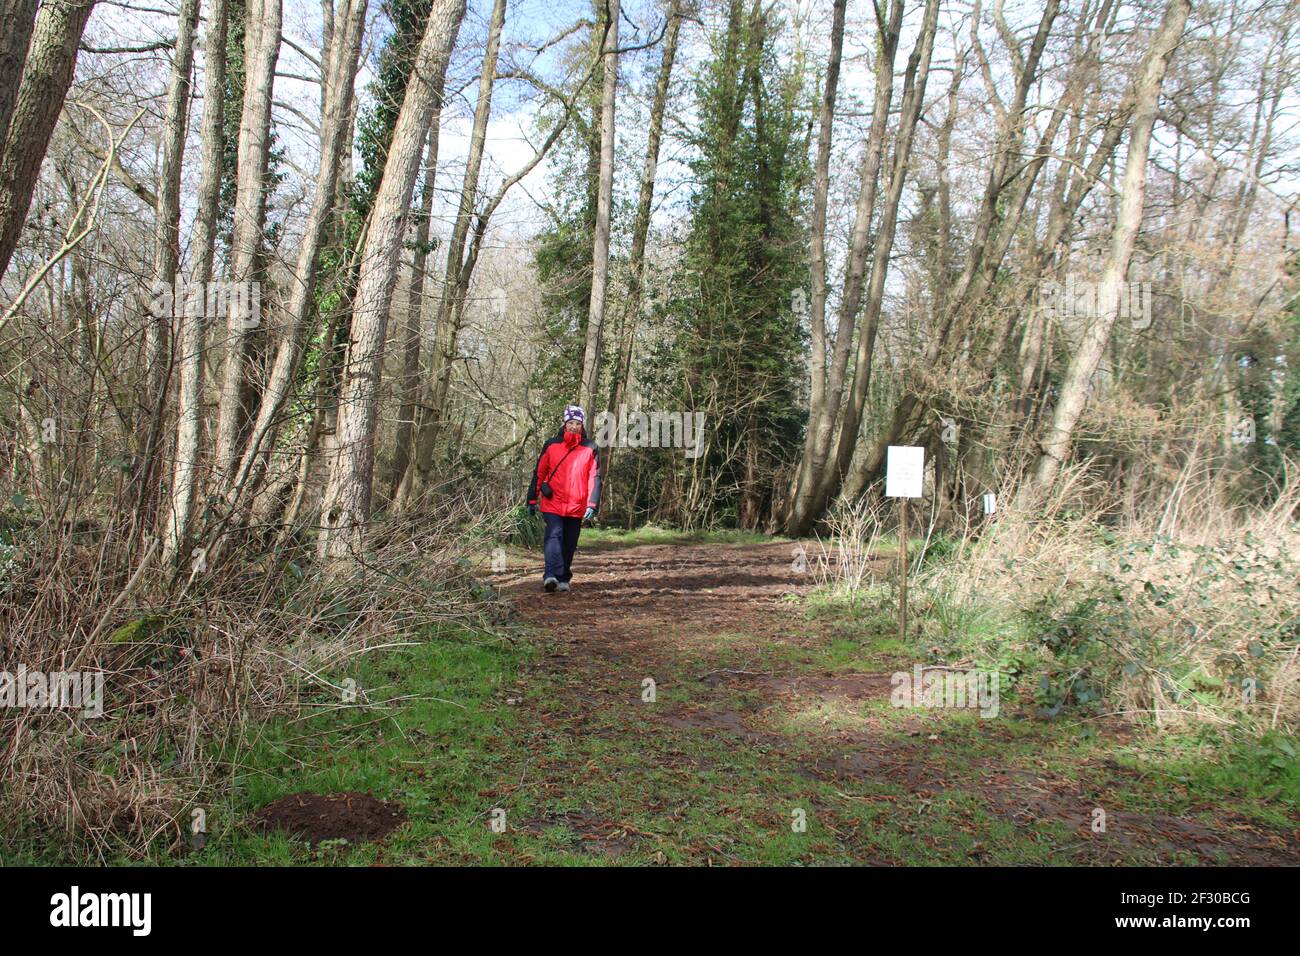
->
[527,430,601,518]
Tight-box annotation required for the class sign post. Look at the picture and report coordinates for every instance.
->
[885,446,924,643]
[899,496,908,644]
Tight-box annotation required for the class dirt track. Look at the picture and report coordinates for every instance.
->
[496,539,1299,865]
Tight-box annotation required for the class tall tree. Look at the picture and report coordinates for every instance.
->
[784,0,870,534]
[813,0,940,513]
[398,15,607,505]
[1034,0,1192,487]
[317,0,466,563]
[213,0,282,483]
[133,0,201,532]
[784,0,939,533]
[846,0,1065,497]
[603,0,687,482]
[661,0,809,528]
[164,0,230,566]
[0,0,98,284]
[228,0,370,510]
[413,0,509,479]
[578,0,621,412]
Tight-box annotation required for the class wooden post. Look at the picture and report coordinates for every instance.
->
[885,444,922,643]
[898,497,908,642]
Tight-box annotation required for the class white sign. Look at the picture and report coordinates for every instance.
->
[982,493,997,515]
[885,446,924,498]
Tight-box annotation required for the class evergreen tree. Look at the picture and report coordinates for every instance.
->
[659,0,809,527]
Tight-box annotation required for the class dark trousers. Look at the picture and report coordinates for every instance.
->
[542,512,583,583]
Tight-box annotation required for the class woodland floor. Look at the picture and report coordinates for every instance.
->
[136,534,1299,866]
[481,538,1298,865]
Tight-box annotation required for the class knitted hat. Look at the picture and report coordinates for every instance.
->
[563,405,585,425]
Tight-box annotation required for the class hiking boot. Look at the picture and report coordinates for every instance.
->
[543,577,558,592]
[556,581,570,592]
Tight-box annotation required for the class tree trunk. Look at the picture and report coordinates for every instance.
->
[212,0,282,482]
[0,0,40,162]
[783,0,903,534]
[417,0,507,470]
[230,0,368,508]
[163,0,228,567]
[821,0,940,489]
[577,0,620,412]
[784,0,845,521]
[1033,0,1191,488]
[134,0,200,533]
[842,0,1067,498]
[0,0,97,284]
[317,0,466,564]
[915,0,1120,501]
[786,0,936,534]
[603,0,685,480]
[387,126,440,499]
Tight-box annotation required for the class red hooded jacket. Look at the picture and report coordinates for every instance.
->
[527,429,601,518]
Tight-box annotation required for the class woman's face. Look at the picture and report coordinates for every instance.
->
[564,419,583,435]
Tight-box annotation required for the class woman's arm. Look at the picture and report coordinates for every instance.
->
[585,446,601,513]
[526,443,550,506]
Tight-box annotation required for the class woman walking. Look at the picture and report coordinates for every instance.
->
[526,405,600,591]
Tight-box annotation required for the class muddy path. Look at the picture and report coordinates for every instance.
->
[494,539,1298,865]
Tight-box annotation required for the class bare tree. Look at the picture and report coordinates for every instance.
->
[229,0,370,510]
[317,0,467,563]
[163,0,228,566]
[212,0,282,483]
[1034,0,1192,487]
[603,0,687,481]
[784,0,938,534]
[784,0,863,534]
[412,0,509,481]
[845,0,1065,495]
[132,0,200,533]
[395,18,609,507]
[578,0,620,412]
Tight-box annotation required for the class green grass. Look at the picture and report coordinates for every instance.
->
[169,610,1291,865]
[0,626,531,866]
[171,627,529,866]
[1097,731,1300,828]
[8,528,1293,866]
[813,565,1300,834]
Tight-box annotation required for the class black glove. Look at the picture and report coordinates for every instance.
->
[527,503,538,516]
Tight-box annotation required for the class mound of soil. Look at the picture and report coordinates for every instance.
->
[249,792,407,846]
